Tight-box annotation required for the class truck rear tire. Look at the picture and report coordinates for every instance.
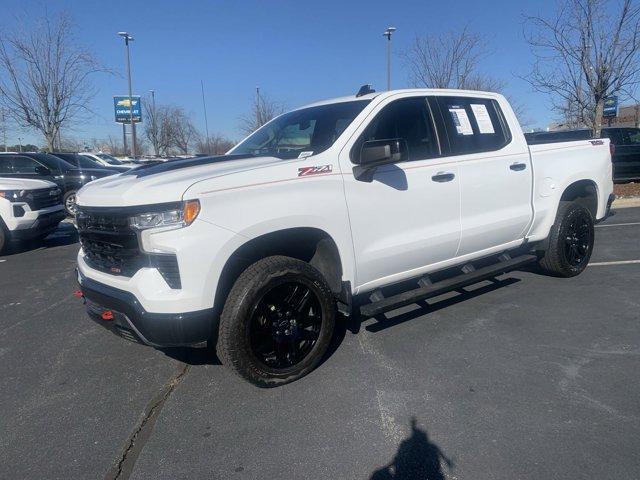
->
[0,225,5,254]
[538,201,594,277]
[217,255,336,387]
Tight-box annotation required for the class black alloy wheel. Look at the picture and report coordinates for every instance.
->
[563,211,592,267]
[217,256,336,387]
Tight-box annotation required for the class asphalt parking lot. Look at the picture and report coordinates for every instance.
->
[1,207,639,480]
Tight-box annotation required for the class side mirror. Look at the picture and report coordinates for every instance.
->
[35,165,51,176]
[353,138,407,182]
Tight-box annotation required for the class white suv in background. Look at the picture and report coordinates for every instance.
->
[0,178,66,252]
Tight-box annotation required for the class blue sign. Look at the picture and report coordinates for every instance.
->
[603,96,618,118]
[114,95,142,123]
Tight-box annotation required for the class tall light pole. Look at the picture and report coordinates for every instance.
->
[118,32,137,159]
[383,27,396,91]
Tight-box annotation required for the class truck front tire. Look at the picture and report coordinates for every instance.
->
[217,256,336,387]
[538,201,595,277]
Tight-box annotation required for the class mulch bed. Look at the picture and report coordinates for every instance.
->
[614,182,640,198]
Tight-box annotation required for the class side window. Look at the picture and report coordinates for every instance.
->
[12,156,43,174]
[0,156,13,174]
[628,129,640,145]
[357,97,439,161]
[437,96,510,155]
[618,128,640,145]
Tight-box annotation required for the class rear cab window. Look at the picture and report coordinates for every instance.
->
[436,96,511,155]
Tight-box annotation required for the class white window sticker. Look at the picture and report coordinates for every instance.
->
[448,108,474,135]
[298,151,314,158]
[470,104,495,134]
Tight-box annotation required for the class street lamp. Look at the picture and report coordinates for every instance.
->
[383,26,396,91]
[118,31,137,159]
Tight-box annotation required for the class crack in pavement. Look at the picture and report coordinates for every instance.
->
[104,362,190,480]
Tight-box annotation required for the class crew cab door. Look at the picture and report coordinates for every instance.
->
[340,95,461,292]
[435,95,533,256]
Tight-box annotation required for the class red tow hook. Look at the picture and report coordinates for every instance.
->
[73,290,86,304]
[101,310,114,321]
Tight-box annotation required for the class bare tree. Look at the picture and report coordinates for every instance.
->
[194,134,235,155]
[239,89,284,136]
[169,107,197,155]
[523,0,640,136]
[403,26,505,91]
[0,13,107,151]
[105,135,125,156]
[143,98,161,156]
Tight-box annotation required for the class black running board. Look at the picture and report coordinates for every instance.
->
[359,254,537,317]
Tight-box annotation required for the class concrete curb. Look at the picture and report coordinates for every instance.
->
[613,196,640,209]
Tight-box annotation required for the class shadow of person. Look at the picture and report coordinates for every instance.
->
[370,417,453,480]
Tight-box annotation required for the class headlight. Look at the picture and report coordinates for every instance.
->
[0,190,27,202]
[129,200,200,231]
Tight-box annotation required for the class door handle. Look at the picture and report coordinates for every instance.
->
[510,162,527,171]
[431,172,455,182]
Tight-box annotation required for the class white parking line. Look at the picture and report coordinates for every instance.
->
[596,222,640,228]
[589,260,640,267]
[0,260,5,263]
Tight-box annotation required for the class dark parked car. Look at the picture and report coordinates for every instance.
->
[601,128,640,181]
[0,152,117,215]
[51,152,130,173]
[525,127,640,181]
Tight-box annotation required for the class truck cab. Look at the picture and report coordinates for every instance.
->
[75,88,614,387]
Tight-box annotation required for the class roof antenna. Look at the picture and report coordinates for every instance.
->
[356,84,375,97]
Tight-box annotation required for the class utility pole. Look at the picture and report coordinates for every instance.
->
[201,80,210,153]
[122,124,128,157]
[256,86,261,127]
[18,137,22,153]
[118,32,137,158]
[0,109,6,152]
[150,89,157,156]
[383,27,396,91]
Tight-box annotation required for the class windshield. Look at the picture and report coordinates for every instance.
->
[97,153,124,165]
[232,100,370,159]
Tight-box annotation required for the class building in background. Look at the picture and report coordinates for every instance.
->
[548,104,640,131]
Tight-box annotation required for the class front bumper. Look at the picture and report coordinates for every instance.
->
[9,209,66,240]
[77,269,214,347]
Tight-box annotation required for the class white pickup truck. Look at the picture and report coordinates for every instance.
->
[75,88,614,387]
[0,178,65,252]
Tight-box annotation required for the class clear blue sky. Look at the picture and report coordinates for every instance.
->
[4,0,560,146]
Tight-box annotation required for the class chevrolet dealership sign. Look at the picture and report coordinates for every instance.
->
[114,95,142,123]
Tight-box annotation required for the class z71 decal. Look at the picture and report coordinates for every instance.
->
[298,165,333,176]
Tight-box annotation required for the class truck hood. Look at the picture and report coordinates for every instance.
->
[0,177,57,190]
[76,155,282,207]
